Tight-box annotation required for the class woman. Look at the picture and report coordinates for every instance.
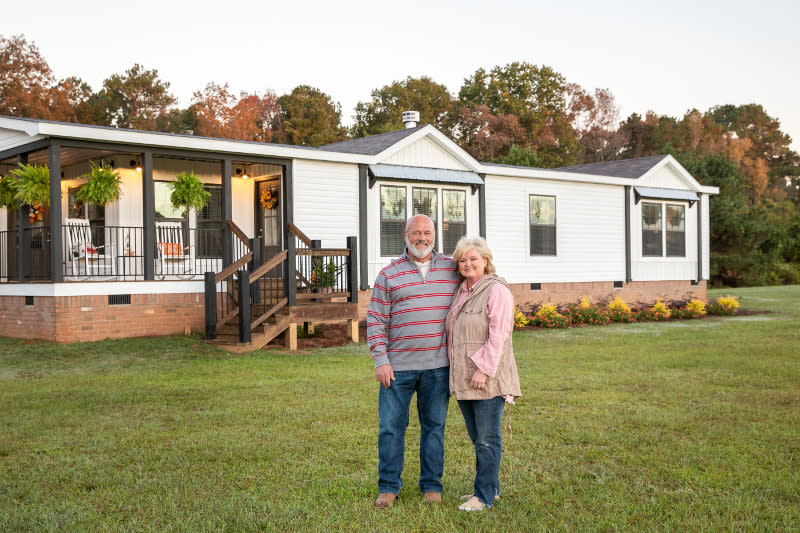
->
[446,236,521,512]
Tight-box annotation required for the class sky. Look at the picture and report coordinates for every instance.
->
[3,0,799,151]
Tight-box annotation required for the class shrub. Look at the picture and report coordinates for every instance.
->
[635,299,671,321]
[513,306,530,328]
[532,303,570,328]
[671,298,708,319]
[709,295,739,316]
[606,295,634,323]
[567,297,610,326]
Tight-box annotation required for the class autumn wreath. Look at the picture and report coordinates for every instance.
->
[260,187,279,210]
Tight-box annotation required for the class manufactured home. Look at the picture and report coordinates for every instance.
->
[0,114,718,349]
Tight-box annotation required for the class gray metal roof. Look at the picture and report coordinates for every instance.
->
[551,155,670,179]
[318,126,426,155]
[368,164,483,185]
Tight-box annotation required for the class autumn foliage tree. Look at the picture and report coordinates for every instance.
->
[193,82,280,142]
[90,64,177,130]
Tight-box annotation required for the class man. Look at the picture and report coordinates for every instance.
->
[367,214,460,508]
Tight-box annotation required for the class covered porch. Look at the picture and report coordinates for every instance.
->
[0,137,359,350]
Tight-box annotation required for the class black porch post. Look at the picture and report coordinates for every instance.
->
[142,152,155,280]
[16,153,28,282]
[222,159,232,267]
[48,141,63,282]
[625,186,632,283]
[696,194,704,283]
[478,175,487,239]
[347,236,358,303]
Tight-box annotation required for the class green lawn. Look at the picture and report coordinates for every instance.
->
[1,286,798,532]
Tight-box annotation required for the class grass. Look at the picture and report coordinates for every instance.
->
[1,286,798,532]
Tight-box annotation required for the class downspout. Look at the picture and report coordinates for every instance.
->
[478,174,487,239]
[624,185,632,283]
[358,164,369,290]
[696,193,703,283]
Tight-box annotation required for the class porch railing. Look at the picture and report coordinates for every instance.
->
[204,222,357,343]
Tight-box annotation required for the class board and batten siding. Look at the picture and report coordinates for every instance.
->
[292,159,359,248]
[381,136,471,171]
[484,175,626,284]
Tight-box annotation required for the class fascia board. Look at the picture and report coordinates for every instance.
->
[373,125,484,172]
[481,165,635,187]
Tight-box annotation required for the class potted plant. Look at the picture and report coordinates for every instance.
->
[311,259,341,290]
[76,161,122,206]
[10,163,51,222]
[169,170,210,213]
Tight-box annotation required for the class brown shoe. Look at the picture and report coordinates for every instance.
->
[423,491,442,504]
[375,492,397,508]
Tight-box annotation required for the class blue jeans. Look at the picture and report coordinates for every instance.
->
[457,396,505,507]
[378,367,450,495]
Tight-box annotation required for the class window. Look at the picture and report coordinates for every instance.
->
[380,185,406,256]
[665,204,685,257]
[529,195,556,255]
[442,189,466,255]
[413,187,438,235]
[198,184,223,258]
[641,202,662,257]
[154,181,187,220]
[642,202,686,257]
[68,186,105,246]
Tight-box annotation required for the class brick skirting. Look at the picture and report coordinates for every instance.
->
[356,279,708,321]
[0,293,205,343]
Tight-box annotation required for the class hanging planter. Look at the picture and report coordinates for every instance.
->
[0,174,17,209]
[11,163,51,208]
[77,161,122,206]
[169,170,210,213]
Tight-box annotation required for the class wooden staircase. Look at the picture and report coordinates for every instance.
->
[206,307,293,353]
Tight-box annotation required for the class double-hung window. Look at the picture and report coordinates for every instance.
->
[380,185,407,256]
[529,195,556,256]
[442,189,466,255]
[642,202,686,257]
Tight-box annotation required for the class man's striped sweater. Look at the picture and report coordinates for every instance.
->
[367,251,460,371]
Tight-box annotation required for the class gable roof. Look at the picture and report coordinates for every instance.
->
[318,126,426,155]
[551,155,670,179]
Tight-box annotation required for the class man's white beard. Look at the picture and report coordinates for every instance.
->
[406,237,434,260]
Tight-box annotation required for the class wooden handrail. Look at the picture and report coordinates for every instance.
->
[288,223,313,248]
[215,252,252,284]
[251,298,288,329]
[250,250,288,281]
[296,249,350,257]
[227,220,251,248]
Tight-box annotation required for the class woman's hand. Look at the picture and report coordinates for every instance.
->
[471,369,487,389]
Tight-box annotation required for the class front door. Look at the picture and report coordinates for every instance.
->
[256,178,282,262]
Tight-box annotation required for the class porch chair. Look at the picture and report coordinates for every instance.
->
[64,218,111,278]
[155,221,194,279]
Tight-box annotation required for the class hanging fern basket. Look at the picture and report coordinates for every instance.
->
[170,171,210,212]
[77,161,123,206]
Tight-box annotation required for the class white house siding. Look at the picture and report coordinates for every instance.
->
[484,174,626,284]
[382,136,471,171]
[701,193,711,279]
[292,160,359,248]
[630,188,699,281]
[0,128,41,154]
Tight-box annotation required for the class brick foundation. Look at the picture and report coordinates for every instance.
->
[0,293,205,343]
[356,279,707,321]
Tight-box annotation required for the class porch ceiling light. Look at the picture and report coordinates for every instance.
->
[130,157,142,172]
[236,166,249,180]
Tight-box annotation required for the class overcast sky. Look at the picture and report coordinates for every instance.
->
[3,0,798,151]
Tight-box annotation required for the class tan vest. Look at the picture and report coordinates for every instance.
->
[446,274,522,401]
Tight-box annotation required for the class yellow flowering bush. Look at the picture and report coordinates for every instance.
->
[567,297,610,326]
[709,295,739,315]
[513,306,530,328]
[636,299,671,321]
[672,298,707,319]
[606,295,634,323]
[533,303,570,328]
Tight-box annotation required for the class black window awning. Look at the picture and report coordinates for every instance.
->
[368,164,483,192]
[634,186,699,205]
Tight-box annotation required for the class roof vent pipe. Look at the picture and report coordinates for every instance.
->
[402,110,420,129]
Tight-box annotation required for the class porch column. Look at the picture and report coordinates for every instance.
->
[142,151,155,280]
[16,154,27,282]
[696,194,703,283]
[222,158,232,266]
[48,141,63,282]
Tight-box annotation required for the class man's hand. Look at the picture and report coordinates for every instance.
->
[471,369,487,389]
[376,364,395,388]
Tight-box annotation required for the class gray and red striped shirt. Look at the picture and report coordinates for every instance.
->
[367,251,460,370]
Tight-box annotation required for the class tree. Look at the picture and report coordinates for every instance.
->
[351,76,456,137]
[93,64,177,130]
[275,85,347,146]
[453,104,526,161]
[569,85,625,163]
[458,62,581,166]
[491,144,543,168]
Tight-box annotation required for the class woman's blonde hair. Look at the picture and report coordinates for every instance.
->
[451,236,496,275]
